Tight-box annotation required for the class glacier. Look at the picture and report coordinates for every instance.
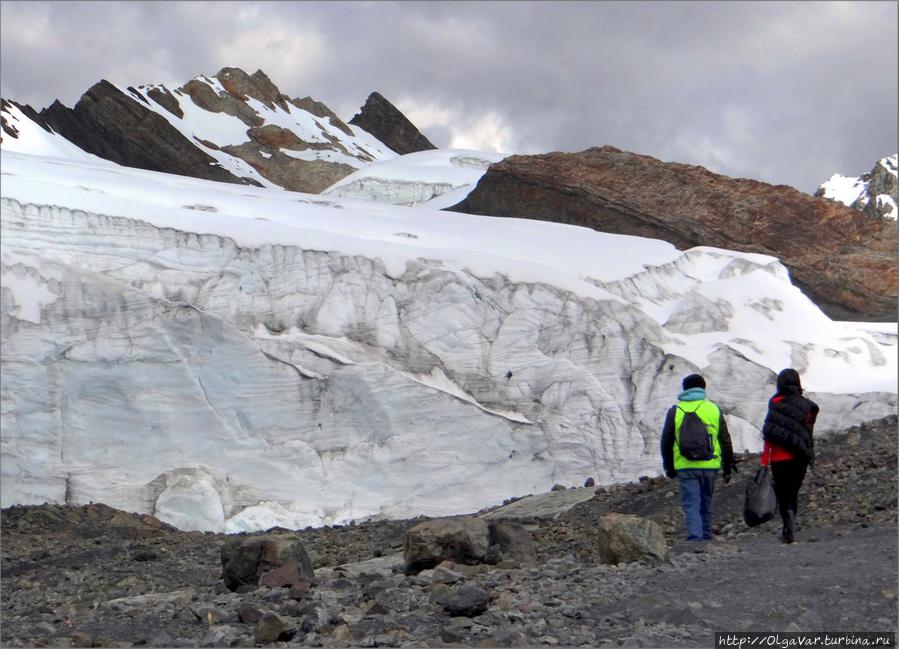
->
[1,150,896,533]
[321,149,506,207]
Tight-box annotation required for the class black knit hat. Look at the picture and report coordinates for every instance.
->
[776,368,803,394]
[682,374,706,391]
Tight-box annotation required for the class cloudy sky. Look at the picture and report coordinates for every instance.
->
[1,0,896,193]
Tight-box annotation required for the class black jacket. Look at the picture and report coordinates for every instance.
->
[761,389,819,465]
[660,404,736,478]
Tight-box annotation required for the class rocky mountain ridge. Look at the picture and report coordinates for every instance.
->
[1,68,437,193]
[815,154,898,221]
[449,145,897,321]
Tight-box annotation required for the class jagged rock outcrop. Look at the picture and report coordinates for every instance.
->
[349,92,437,155]
[0,99,52,139]
[40,81,251,185]
[450,146,897,321]
[816,154,898,221]
[19,68,399,193]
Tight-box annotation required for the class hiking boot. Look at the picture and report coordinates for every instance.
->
[783,511,796,543]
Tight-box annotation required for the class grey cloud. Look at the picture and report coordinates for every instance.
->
[1,0,895,193]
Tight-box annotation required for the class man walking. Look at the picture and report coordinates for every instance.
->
[661,374,736,541]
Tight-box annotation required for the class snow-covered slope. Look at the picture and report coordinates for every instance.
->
[2,150,895,533]
[0,100,112,164]
[816,154,898,220]
[321,149,506,207]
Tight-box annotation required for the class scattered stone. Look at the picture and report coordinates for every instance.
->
[488,521,538,567]
[220,534,314,592]
[0,416,894,648]
[432,584,490,617]
[403,517,490,573]
[201,625,243,648]
[432,565,464,584]
[597,513,668,565]
[237,603,263,624]
[254,611,288,645]
[288,578,312,599]
[190,603,228,625]
[259,562,303,588]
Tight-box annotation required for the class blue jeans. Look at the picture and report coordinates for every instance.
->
[678,469,717,541]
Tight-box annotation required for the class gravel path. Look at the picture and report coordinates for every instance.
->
[1,416,895,648]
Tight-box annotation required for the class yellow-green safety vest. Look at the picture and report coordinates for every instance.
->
[673,400,722,470]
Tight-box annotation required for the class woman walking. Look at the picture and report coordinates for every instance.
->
[761,368,819,544]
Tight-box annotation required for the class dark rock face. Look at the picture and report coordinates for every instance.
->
[450,146,897,321]
[40,80,248,185]
[350,91,437,155]
[180,77,263,127]
[145,87,183,119]
[218,67,289,111]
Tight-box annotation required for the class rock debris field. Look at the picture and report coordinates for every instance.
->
[2,416,896,648]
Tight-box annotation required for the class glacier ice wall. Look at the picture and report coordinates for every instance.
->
[2,198,895,532]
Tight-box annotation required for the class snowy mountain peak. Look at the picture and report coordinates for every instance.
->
[2,68,414,194]
[816,154,898,220]
[349,91,437,155]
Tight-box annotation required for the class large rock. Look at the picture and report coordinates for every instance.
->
[255,611,291,644]
[597,512,668,565]
[220,534,314,592]
[403,517,490,573]
[450,146,896,321]
[349,91,437,155]
[487,521,538,566]
[431,583,490,617]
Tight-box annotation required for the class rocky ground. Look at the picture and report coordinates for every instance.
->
[2,415,896,648]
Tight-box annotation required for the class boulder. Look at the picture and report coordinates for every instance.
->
[431,583,490,617]
[488,521,538,567]
[403,517,490,573]
[597,512,668,565]
[255,611,290,644]
[220,534,314,592]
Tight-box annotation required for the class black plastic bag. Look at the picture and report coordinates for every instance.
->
[743,464,777,527]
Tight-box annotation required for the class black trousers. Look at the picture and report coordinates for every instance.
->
[771,458,808,541]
